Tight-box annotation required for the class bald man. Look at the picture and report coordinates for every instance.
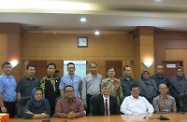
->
[153,84,176,113]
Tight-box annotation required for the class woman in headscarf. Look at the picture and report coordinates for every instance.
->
[138,70,158,103]
[24,87,51,119]
[169,66,187,97]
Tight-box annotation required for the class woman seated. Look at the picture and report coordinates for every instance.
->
[24,87,51,119]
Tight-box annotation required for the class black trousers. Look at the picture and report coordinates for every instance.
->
[0,102,16,118]
[86,94,93,116]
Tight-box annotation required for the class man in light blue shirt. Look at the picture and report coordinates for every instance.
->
[59,62,82,98]
[0,61,17,118]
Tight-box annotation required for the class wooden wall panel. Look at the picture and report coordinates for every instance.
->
[0,24,23,81]
[0,34,8,74]
[140,30,154,76]
[132,27,154,80]
[154,31,187,66]
[22,33,134,79]
[23,33,133,61]
[133,36,140,81]
[165,49,187,74]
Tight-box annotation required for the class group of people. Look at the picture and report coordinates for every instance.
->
[0,61,186,119]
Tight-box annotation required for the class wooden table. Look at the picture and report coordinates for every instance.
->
[9,113,187,122]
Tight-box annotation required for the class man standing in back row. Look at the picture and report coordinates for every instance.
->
[40,63,60,116]
[102,67,123,105]
[151,64,169,88]
[16,64,40,100]
[59,62,82,98]
[82,62,102,115]
[0,62,17,118]
[119,65,136,97]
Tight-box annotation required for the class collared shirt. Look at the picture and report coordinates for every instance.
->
[119,76,136,96]
[82,73,102,104]
[55,97,84,118]
[151,74,169,88]
[59,74,82,98]
[120,95,154,115]
[103,95,110,115]
[16,76,40,97]
[153,95,177,113]
[0,73,16,102]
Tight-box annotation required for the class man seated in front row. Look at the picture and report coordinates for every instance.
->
[92,82,120,115]
[55,85,84,119]
[153,84,177,113]
[120,83,154,114]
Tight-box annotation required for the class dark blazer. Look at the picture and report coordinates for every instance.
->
[92,95,120,116]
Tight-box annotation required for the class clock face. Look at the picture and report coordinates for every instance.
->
[78,37,88,47]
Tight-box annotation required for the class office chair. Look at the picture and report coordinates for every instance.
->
[17,96,31,117]
[89,95,98,116]
[177,93,187,112]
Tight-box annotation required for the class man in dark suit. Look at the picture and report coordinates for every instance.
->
[92,81,120,116]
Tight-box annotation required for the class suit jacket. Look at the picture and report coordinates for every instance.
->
[92,95,120,116]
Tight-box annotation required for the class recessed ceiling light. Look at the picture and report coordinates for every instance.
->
[94,31,100,35]
[155,0,162,2]
[80,17,86,22]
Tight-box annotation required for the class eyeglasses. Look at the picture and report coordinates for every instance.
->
[65,90,74,93]
[68,67,75,69]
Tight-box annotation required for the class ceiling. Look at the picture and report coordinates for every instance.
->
[1,0,187,32]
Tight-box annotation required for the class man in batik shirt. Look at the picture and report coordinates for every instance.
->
[102,67,123,104]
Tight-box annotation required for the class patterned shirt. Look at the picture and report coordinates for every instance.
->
[55,97,84,118]
[40,75,60,111]
[59,74,82,98]
[0,73,16,102]
[153,95,177,113]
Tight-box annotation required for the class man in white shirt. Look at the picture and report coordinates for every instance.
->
[120,83,154,115]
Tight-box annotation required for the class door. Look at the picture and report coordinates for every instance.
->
[162,61,183,80]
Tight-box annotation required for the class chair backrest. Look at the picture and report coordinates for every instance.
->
[177,93,187,112]
[17,96,31,117]
[89,95,98,115]
[55,96,63,108]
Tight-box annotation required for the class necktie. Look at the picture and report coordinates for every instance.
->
[105,99,108,115]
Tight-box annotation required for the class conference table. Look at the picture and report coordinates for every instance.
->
[9,113,187,122]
